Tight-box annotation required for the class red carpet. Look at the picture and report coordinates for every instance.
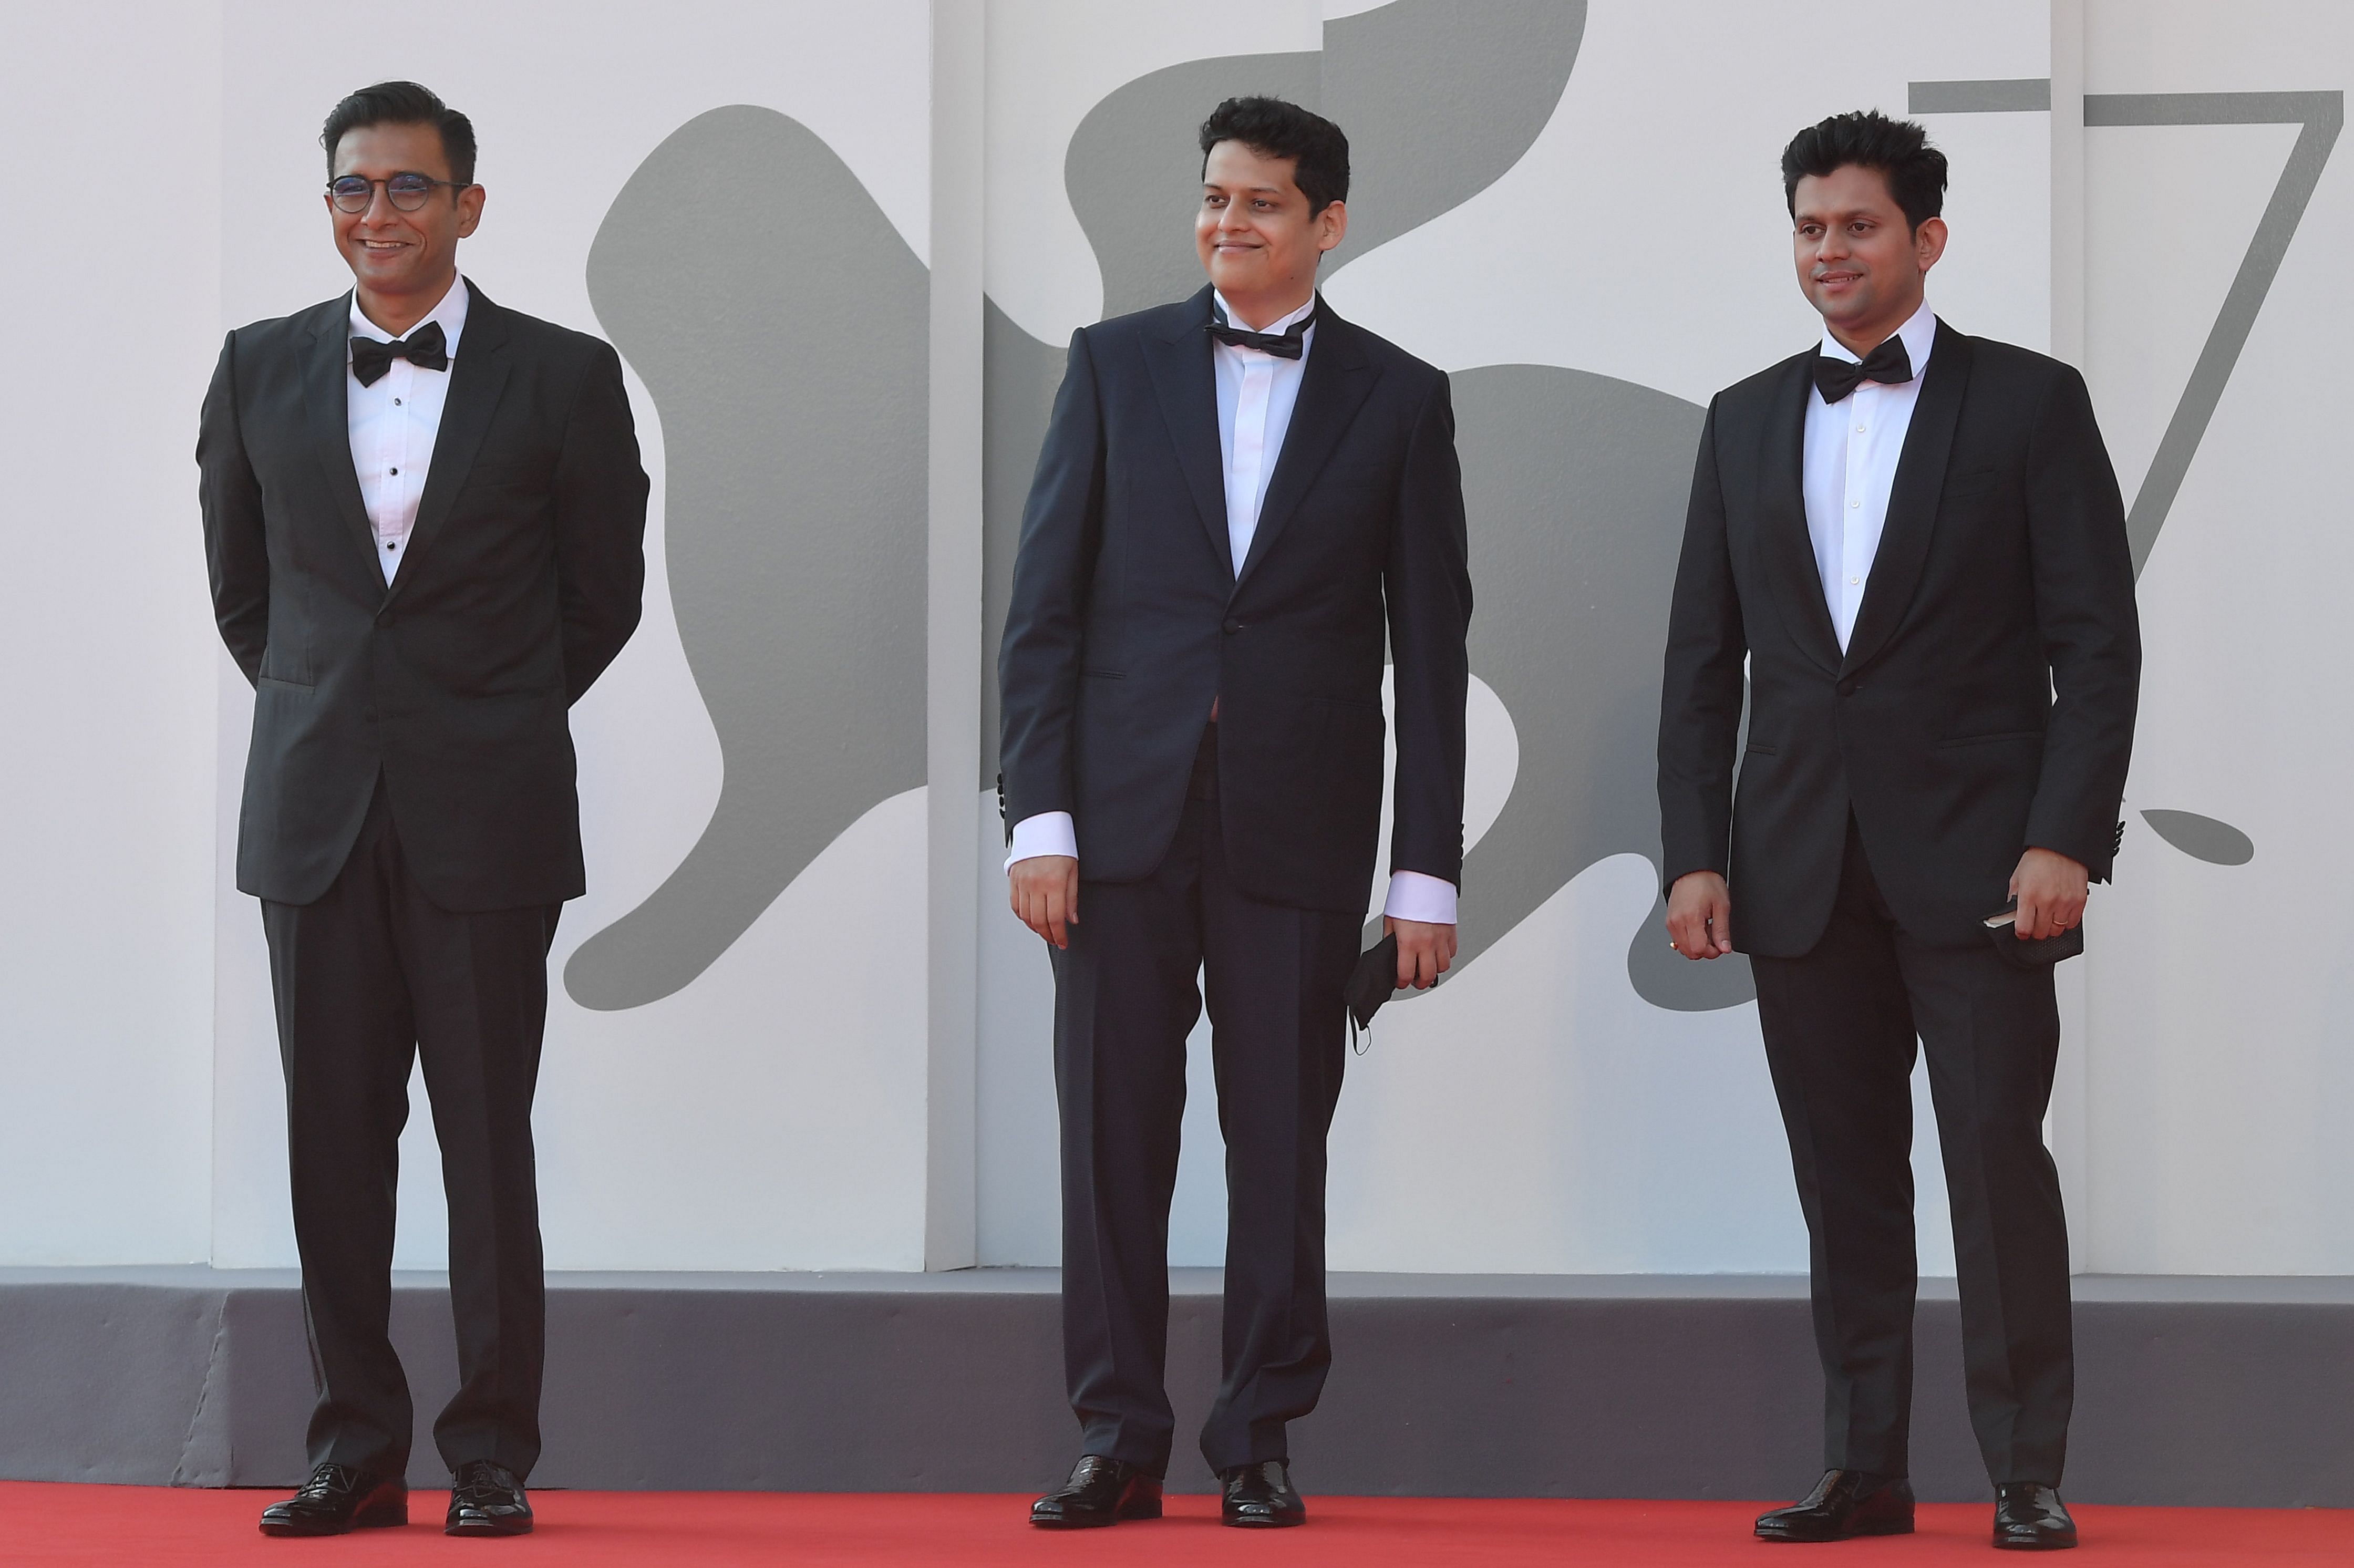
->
[5,1484,2350,1565]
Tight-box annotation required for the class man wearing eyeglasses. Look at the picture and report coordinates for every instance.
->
[198,80,646,1539]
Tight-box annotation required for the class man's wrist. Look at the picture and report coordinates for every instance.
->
[1006,811,1078,871]
[1383,870,1458,924]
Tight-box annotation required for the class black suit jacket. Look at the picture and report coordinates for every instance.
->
[1657,322,2140,954]
[998,287,1471,914]
[200,282,648,911]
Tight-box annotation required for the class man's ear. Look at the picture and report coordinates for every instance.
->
[1316,199,1349,255]
[1915,214,1948,274]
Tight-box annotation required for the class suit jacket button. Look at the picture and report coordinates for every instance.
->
[1223,618,1243,635]
[1837,678,1856,696]
[376,610,395,629]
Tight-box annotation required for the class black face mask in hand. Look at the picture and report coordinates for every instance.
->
[1343,933,1401,1052]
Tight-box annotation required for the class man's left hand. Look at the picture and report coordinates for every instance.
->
[2009,848,2089,941]
[1386,916,1457,989]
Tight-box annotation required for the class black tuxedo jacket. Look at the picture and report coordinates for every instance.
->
[998,287,1471,914]
[1658,322,2140,954]
[200,282,648,911]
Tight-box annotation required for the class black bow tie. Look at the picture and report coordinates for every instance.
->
[1207,304,1315,359]
[1813,334,1914,403]
[350,320,449,387]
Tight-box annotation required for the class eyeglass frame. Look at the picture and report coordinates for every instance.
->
[325,171,474,214]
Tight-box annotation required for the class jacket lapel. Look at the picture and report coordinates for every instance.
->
[1842,321,1971,675]
[1236,297,1377,587]
[1142,286,1233,578]
[304,298,379,571]
[1754,353,1842,675]
[386,281,511,600]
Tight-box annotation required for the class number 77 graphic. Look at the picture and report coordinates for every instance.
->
[1913,82,2343,574]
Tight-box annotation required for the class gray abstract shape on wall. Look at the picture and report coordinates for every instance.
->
[2140,809,2255,866]
[565,106,928,1011]
[1320,0,1584,267]
[1440,367,1752,1010]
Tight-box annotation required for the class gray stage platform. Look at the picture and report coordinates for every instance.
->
[3,1267,2349,1504]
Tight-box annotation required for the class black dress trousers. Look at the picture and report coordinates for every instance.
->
[1749,819,2072,1487]
[1051,740,1362,1477]
[261,779,560,1479]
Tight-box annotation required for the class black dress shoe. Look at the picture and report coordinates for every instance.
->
[446,1460,533,1536]
[257,1462,408,1536]
[1755,1469,1915,1542]
[1030,1455,1163,1528]
[1220,1460,1306,1528]
[1994,1483,2077,1550]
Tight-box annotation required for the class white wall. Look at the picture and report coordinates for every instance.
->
[1,1,2347,1279]
[0,6,223,1264]
[2077,0,2354,1272]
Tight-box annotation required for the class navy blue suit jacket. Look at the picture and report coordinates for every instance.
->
[998,287,1471,914]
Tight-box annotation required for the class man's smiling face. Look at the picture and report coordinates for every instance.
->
[329,120,481,307]
[1791,162,1943,343]
[1194,139,1344,324]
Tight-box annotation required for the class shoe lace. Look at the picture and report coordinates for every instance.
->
[296,1462,364,1501]
[450,1461,517,1505]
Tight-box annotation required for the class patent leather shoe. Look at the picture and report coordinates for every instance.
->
[257,1462,408,1536]
[1030,1454,1163,1528]
[1220,1459,1306,1528]
[1754,1469,1914,1542]
[1994,1483,2077,1550]
[446,1460,533,1536]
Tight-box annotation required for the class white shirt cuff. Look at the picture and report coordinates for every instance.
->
[1382,869,1458,924]
[1006,811,1078,870]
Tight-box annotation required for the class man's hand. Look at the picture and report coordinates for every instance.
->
[1385,916,1457,989]
[2009,848,2088,941]
[1009,855,1079,950]
[1666,871,1733,959]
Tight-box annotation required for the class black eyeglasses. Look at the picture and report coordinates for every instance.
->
[327,172,468,213]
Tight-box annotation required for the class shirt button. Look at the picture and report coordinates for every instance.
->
[1855,425,1865,433]
[1850,498,1860,508]
[389,467,398,476]
[394,397,402,406]
[1850,575,1861,585]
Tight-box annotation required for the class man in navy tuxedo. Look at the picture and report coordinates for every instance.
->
[999,96,1471,1529]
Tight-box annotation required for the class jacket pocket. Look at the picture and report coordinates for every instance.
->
[1945,466,2000,501]
[1744,740,1778,756]
[1932,728,2041,749]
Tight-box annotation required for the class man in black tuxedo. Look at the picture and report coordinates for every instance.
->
[199,82,646,1538]
[1657,112,2138,1551]
[999,97,1470,1529]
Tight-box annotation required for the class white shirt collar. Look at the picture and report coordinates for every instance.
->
[349,272,471,357]
[1212,289,1317,340]
[1818,295,1936,378]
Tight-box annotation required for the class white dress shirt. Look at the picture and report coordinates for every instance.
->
[348,273,470,584]
[1802,297,1938,649]
[1008,290,1457,924]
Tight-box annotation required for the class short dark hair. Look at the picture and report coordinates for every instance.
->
[1781,110,1946,232]
[1198,96,1350,214]
[322,81,477,188]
